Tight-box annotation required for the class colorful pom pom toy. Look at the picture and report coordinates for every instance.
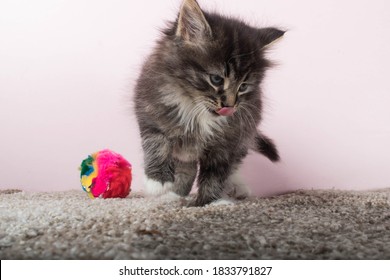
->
[79,149,132,199]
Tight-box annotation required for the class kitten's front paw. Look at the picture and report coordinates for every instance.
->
[144,176,174,196]
[187,197,236,207]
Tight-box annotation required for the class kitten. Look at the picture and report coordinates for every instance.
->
[134,0,284,206]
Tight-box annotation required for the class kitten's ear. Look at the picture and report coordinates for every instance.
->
[176,0,212,44]
[258,27,286,49]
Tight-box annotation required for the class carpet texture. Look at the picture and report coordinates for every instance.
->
[1,188,389,260]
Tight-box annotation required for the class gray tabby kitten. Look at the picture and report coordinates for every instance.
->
[134,0,284,206]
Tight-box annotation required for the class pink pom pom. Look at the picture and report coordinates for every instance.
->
[80,149,132,199]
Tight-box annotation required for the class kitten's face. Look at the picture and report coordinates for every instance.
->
[162,0,284,118]
[175,29,267,117]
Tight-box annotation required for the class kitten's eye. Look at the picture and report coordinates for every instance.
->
[209,74,224,86]
[239,83,249,92]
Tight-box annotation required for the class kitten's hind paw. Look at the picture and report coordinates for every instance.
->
[210,198,236,206]
[224,170,252,200]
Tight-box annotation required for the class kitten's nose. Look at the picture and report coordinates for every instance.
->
[221,94,236,108]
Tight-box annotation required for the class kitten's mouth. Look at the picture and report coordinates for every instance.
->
[215,107,237,117]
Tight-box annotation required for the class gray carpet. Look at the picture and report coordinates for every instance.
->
[1,188,389,260]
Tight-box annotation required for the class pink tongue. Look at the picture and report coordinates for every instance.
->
[217,107,236,116]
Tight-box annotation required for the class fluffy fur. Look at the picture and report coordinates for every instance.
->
[134,0,284,206]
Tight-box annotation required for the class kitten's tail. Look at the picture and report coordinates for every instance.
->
[252,132,280,162]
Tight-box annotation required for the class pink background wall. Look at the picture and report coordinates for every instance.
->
[1,0,389,196]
